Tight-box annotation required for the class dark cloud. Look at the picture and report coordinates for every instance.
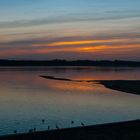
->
[0,11,140,28]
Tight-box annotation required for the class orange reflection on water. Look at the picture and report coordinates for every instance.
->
[45,80,96,92]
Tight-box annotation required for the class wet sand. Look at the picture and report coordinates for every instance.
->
[0,120,140,140]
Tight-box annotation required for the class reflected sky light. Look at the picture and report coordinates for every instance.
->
[0,67,140,135]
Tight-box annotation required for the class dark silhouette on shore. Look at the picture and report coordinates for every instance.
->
[33,128,36,132]
[28,129,33,133]
[42,119,45,124]
[48,126,50,130]
[13,130,17,135]
[81,122,85,127]
[71,121,74,125]
[56,125,59,130]
[0,59,140,67]
[1,120,140,140]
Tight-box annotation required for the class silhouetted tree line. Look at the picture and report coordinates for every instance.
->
[0,59,140,67]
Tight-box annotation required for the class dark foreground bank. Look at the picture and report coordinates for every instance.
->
[0,120,140,140]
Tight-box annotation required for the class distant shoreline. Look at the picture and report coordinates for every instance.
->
[0,120,140,140]
[0,60,140,67]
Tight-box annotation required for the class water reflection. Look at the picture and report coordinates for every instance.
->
[0,67,140,135]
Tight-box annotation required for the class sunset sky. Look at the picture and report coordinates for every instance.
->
[0,0,140,60]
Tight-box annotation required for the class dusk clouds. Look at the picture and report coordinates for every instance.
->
[0,0,140,60]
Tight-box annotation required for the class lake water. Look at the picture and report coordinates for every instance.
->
[0,67,140,135]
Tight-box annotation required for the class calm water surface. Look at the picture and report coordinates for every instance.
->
[0,67,140,135]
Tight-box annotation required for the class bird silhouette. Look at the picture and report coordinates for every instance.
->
[56,124,59,129]
[14,130,17,134]
[33,128,36,132]
[81,122,84,126]
[29,129,34,133]
[71,121,74,124]
[42,119,45,124]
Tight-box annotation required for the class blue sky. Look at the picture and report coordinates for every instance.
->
[0,0,140,60]
[1,0,140,21]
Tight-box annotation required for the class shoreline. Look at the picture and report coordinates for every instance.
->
[96,80,140,95]
[0,60,140,67]
[40,75,140,95]
[0,120,140,140]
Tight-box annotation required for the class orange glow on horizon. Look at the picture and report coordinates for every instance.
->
[0,43,139,57]
[32,38,132,47]
[48,40,109,46]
